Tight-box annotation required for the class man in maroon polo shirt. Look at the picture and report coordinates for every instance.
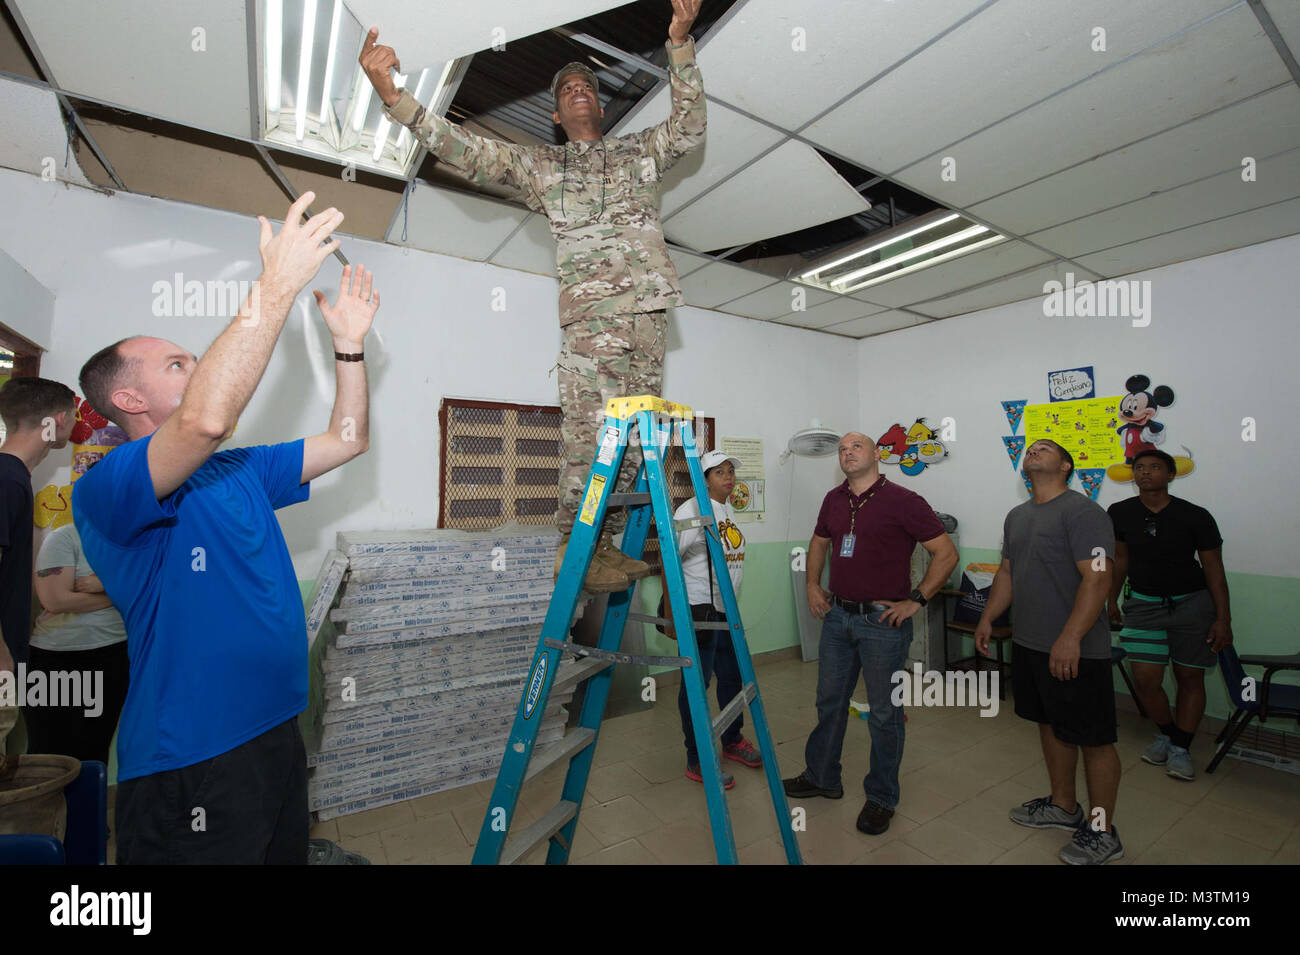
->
[784,432,957,836]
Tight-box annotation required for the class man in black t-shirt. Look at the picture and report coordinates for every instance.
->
[1107,448,1231,782]
[1,378,76,679]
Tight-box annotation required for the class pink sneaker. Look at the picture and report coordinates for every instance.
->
[721,736,762,768]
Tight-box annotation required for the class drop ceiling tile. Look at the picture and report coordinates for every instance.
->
[664,140,870,251]
[845,240,1052,308]
[0,77,92,186]
[343,0,634,66]
[715,281,836,320]
[389,181,528,259]
[805,0,1231,175]
[889,4,1289,208]
[969,85,1300,236]
[667,247,714,278]
[1261,0,1300,51]
[611,96,784,217]
[679,261,777,308]
[1074,196,1300,277]
[13,0,253,140]
[909,262,1101,318]
[1030,147,1300,258]
[487,213,556,275]
[699,0,989,132]
[821,310,921,338]
[794,295,888,329]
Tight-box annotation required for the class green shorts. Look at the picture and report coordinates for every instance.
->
[1118,589,1217,669]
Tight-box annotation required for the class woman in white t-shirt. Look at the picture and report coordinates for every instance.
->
[669,450,762,787]
[27,522,128,764]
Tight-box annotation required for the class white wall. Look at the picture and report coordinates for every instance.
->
[0,244,54,348]
[856,234,1300,578]
[0,168,856,578]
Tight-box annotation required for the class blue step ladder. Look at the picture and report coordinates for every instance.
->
[471,396,801,865]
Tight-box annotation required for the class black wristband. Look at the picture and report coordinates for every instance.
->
[334,351,364,362]
[909,588,928,607]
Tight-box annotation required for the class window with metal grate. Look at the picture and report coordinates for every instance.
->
[438,397,713,549]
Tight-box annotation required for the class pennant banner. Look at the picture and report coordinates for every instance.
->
[1001,399,1027,434]
[1077,468,1105,501]
[1002,435,1024,471]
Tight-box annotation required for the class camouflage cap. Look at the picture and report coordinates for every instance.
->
[551,62,600,102]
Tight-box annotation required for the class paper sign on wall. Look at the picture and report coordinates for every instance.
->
[720,437,765,523]
[1048,366,1096,401]
[1024,396,1124,471]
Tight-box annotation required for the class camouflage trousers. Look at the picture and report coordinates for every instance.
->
[555,311,667,534]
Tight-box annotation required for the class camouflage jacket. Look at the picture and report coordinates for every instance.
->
[385,39,706,326]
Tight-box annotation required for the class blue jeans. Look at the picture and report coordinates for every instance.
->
[679,607,744,763]
[803,605,913,809]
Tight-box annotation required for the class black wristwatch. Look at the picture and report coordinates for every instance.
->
[909,588,928,607]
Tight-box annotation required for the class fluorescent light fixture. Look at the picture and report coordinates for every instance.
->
[840,234,1008,293]
[831,224,988,286]
[265,0,282,119]
[260,0,460,178]
[294,0,318,141]
[318,0,343,127]
[796,210,1006,294]
[801,213,958,280]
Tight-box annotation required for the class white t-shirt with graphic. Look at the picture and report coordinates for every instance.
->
[673,495,745,611]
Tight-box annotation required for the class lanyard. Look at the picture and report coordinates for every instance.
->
[847,476,886,536]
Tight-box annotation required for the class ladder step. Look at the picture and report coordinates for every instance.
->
[525,728,597,782]
[627,612,729,632]
[544,637,692,668]
[608,492,652,507]
[712,682,757,742]
[674,514,715,531]
[552,656,613,696]
[501,800,579,865]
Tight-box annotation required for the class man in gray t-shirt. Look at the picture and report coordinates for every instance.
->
[976,439,1123,865]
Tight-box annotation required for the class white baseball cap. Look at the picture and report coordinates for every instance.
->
[700,449,742,472]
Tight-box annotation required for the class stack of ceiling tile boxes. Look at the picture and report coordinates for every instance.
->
[306,525,573,821]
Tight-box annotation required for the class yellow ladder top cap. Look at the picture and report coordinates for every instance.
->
[605,395,694,420]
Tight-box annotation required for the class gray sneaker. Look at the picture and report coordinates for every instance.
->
[1166,745,1195,780]
[1142,734,1171,765]
[1010,796,1084,831]
[1059,823,1124,865]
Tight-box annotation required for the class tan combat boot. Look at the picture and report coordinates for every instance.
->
[595,530,653,581]
[554,534,631,594]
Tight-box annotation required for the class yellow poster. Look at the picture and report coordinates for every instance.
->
[1023,395,1124,470]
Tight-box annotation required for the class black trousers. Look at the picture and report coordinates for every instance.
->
[115,717,308,865]
[24,642,130,764]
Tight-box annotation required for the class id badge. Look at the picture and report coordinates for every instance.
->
[839,534,856,558]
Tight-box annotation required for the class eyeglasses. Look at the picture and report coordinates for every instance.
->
[1143,516,1158,538]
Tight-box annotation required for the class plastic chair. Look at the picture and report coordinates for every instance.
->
[1207,648,1300,773]
[0,760,108,865]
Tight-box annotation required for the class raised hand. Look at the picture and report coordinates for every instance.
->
[313,264,379,350]
[668,0,702,44]
[257,192,343,302]
[359,27,402,107]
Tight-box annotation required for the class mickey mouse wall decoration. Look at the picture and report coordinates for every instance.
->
[1107,373,1195,481]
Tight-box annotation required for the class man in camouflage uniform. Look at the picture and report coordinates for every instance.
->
[361,0,706,592]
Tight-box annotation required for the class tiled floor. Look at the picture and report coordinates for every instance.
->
[104,655,1300,864]
[305,656,1300,865]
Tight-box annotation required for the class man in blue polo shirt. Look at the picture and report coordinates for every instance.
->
[73,193,376,864]
[784,432,957,837]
